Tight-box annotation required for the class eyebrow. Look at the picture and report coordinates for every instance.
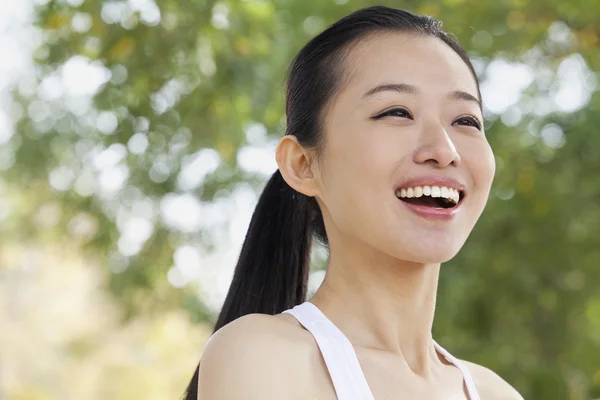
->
[362,83,482,110]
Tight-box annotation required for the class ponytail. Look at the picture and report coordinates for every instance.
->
[181,169,325,399]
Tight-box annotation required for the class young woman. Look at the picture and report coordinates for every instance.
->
[185,6,524,400]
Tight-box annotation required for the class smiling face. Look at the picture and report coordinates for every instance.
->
[311,32,496,264]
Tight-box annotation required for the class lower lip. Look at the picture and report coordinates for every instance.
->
[398,199,461,220]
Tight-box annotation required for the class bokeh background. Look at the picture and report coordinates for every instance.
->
[0,0,599,398]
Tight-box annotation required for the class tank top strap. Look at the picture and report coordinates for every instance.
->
[433,340,481,400]
[283,301,480,400]
[283,302,375,400]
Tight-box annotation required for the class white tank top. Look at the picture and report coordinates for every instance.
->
[282,301,480,400]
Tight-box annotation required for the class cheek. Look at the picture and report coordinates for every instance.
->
[463,139,495,200]
[478,142,496,188]
[324,143,381,209]
[327,123,394,180]
[320,129,397,230]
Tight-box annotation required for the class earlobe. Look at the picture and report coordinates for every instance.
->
[275,135,319,198]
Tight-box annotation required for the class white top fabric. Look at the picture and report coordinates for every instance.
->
[282,301,480,400]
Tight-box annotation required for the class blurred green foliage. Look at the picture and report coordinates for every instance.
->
[2,0,600,398]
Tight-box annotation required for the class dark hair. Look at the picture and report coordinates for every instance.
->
[182,6,480,399]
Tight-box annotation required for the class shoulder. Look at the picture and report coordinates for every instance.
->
[461,360,524,400]
[198,312,314,399]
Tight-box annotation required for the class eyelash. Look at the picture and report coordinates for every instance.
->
[373,108,413,120]
[455,116,482,131]
[372,108,482,131]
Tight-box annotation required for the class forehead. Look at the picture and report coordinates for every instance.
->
[341,32,479,100]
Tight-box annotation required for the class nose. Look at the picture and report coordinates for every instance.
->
[412,120,461,168]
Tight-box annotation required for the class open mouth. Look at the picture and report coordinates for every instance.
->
[395,186,465,209]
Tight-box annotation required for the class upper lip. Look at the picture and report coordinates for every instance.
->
[396,175,467,196]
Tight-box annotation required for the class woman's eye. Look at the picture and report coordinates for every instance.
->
[454,116,482,131]
[373,108,413,120]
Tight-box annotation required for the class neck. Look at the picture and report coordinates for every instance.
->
[309,241,442,376]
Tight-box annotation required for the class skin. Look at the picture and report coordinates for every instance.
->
[198,32,523,399]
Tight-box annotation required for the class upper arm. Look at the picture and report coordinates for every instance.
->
[462,360,524,400]
[197,313,302,400]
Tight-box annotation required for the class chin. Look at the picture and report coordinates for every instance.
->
[402,251,459,265]
[389,237,466,264]
[419,251,459,264]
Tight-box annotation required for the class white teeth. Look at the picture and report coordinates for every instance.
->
[441,187,449,199]
[395,185,462,204]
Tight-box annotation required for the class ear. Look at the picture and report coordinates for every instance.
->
[275,135,320,198]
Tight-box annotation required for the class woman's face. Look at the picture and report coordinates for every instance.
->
[313,32,495,264]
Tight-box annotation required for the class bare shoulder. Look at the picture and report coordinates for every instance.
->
[461,360,524,400]
[198,312,313,399]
